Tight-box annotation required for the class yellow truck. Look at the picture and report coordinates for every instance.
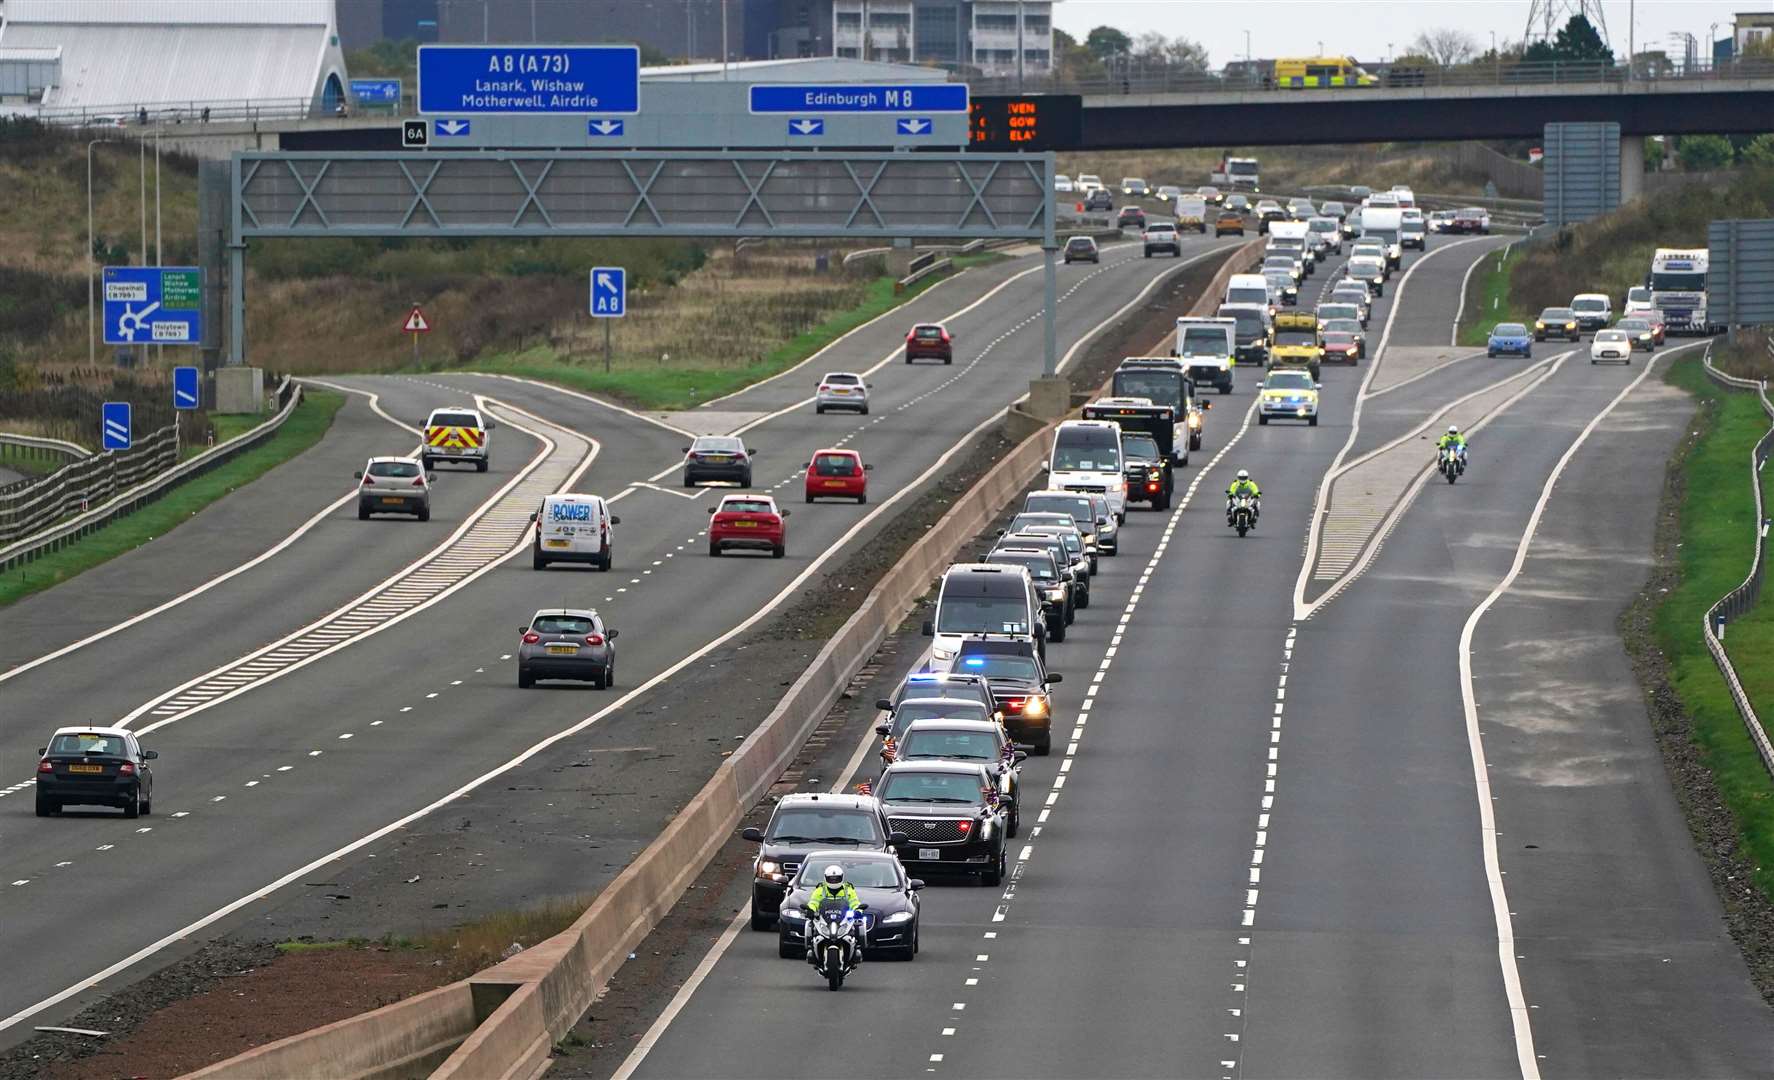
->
[1267,312,1323,380]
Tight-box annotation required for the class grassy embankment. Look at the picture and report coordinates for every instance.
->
[0,391,343,607]
[1457,168,1774,346]
[1658,355,1774,902]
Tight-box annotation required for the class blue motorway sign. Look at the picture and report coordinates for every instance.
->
[350,78,401,105]
[418,45,639,115]
[590,267,626,318]
[101,401,131,451]
[588,119,624,137]
[434,118,471,137]
[102,266,203,346]
[173,366,200,410]
[748,83,968,114]
[787,118,824,137]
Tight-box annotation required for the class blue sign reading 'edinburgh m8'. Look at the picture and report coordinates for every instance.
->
[417,45,639,115]
[748,84,969,114]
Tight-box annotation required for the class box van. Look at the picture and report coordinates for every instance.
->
[1224,272,1271,310]
[923,563,1045,666]
[1047,419,1128,520]
[1175,316,1237,394]
[1360,207,1404,268]
[531,493,620,571]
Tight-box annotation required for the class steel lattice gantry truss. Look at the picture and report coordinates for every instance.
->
[231,151,1055,243]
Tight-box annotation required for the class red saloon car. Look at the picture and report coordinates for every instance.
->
[708,493,789,558]
[804,449,872,504]
[905,323,954,364]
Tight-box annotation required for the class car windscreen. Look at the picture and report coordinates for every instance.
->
[1051,436,1119,472]
[1309,219,1337,232]
[49,732,128,756]
[1275,330,1316,347]
[795,859,898,887]
[720,499,774,514]
[893,701,989,731]
[532,615,595,635]
[1114,369,1183,409]
[1572,298,1607,312]
[1066,238,1094,251]
[1221,310,1264,337]
[431,412,479,428]
[1229,161,1258,176]
[1324,319,1360,335]
[1596,330,1627,341]
[880,771,984,805]
[1349,260,1382,276]
[1227,287,1268,306]
[1266,372,1315,391]
[1025,494,1091,523]
[813,454,859,476]
[900,731,999,762]
[768,809,883,844]
[957,653,1040,681]
[1617,320,1650,331]
[1494,324,1528,335]
[1541,309,1574,320]
[1264,273,1294,291]
[1263,257,1294,270]
[824,373,861,384]
[1029,527,1083,555]
[989,553,1056,580]
[1122,434,1161,460]
[1627,287,1651,302]
[1324,333,1357,346]
[936,596,1030,635]
[368,461,420,478]
[1319,305,1357,320]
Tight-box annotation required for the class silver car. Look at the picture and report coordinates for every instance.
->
[356,457,431,521]
[815,371,871,415]
[517,608,619,689]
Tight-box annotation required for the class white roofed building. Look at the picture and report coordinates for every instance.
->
[0,0,350,120]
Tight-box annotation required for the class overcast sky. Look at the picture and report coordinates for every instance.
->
[1051,1,1763,64]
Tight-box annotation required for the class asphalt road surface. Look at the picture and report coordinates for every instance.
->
[611,237,1774,1080]
[0,230,1244,1040]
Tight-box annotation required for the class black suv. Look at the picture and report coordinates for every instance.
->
[876,761,1010,884]
[982,547,1072,641]
[741,794,907,930]
[951,636,1063,755]
[1121,429,1173,511]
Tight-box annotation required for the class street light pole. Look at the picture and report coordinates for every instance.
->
[87,137,113,367]
[1243,29,1251,65]
[1491,30,1498,80]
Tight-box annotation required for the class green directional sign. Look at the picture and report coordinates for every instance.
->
[161,269,201,309]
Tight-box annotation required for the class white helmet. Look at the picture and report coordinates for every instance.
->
[1447,425,1460,435]
[1236,469,1250,481]
[823,864,845,889]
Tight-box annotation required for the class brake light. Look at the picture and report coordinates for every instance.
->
[905,333,915,343]
[956,820,972,834]
[37,759,52,773]
[522,632,541,644]
[1002,697,1026,714]
[940,330,950,343]
[819,384,830,392]
[361,475,374,486]
[118,761,136,776]
[1147,482,1160,493]
[584,633,604,646]
[411,476,426,487]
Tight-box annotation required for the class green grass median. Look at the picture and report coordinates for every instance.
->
[1656,358,1774,901]
[1456,242,1536,347]
[0,391,344,608]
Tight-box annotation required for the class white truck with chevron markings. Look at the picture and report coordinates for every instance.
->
[423,407,493,473]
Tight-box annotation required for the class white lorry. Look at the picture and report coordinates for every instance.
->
[1211,156,1260,192]
[1647,248,1717,335]
[1175,316,1237,395]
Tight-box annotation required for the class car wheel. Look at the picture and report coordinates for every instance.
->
[1065,597,1075,625]
[1309,415,1319,427]
[861,406,869,415]
[141,795,152,816]
[1487,350,1495,358]
[417,506,430,522]
[1076,587,1090,610]
[857,493,867,504]
[709,541,721,557]
[816,405,825,415]
[476,459,488,473]
[124,787,141,819]
[741,471,753,487]
[1008,807,1021,839]
[605,660,615,689]
[751,902,774,931]
[1259,415,1269,425]
[1089,556,1099,576]
[1048,615,1066,643]
[805,493,815,504]
[357,505,370,521]
[683,473,696,489]
[779,938,801,959]
[772,544,785,559]
[600,551,613,572]
[906,354,914,364]
[518,667,534,688]
[592,668,606,690]
[34,794,57,817]
[1190,434,1203,451]
[944,356,952,365]
[982,849,1005,887]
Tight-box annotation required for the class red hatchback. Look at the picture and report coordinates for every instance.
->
[708,493,789,558]
[805,449,872,504]
[905,323,953,364]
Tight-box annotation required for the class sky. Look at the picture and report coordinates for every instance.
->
[1051,1,1766,64]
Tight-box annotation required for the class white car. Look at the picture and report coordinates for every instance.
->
[1623,285,1656,317]
[1590,329,1632,364]
[815,371,870,414]
[1054,174,1075,193]
[1076,173,1104,192]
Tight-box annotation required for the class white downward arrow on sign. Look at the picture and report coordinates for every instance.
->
[438,120,467,134]
[793,120,820,134]
[591,120,620,134]
[903,119,929,133]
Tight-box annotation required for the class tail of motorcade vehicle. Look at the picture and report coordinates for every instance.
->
[1175,317,1237,395]
[530,492,619,570]
[1359,207,1405,268]
[1046,418,1128,518]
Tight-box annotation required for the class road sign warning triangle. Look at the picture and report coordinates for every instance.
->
[404,306,430,333]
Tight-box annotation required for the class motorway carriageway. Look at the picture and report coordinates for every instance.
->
[607,235,1774,1080]
[0,224,1242,1040]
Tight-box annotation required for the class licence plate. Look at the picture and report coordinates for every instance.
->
[443,448,461,455]
[67,763,103,774]
[825,480,846,487]
[546,645,577,655]
[380,497,404,505]
[704,455,730,463]
[545,539,571,548]
[733,520,758,527]
[918,848,941,861]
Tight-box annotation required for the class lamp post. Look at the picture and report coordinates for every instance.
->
[87,137,115,367]
[1243,29,1251,65]
[1491,30,1499,81]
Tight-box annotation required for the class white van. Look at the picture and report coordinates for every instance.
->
[531,493,620,571]
[1224,272,1272,311]
[1047,419,1128,521]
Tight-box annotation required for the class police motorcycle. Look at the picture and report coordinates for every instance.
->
[804,897,870,990]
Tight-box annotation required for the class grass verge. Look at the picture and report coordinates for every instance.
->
[1656,357,1774,903]
[179,412,265,461]
[0,391,343,607]
[412,894,592,980]
[459,254,1005,412]
[1456,241,1535,346]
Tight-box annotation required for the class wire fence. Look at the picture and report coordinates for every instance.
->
[1699,337,1774,778]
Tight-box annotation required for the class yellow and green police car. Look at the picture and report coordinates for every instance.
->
[1257,368,1320,427]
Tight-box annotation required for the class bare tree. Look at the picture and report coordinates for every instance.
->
[1411,27,1479,66]
[1163,38,1211,71]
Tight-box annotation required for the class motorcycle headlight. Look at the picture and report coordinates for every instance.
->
[883,911,915,924]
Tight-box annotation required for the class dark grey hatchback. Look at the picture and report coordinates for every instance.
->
[517,608,618,688]
[36,727,156,818]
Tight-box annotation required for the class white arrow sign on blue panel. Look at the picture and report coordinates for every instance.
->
[590,267,626,318]
[173,366,200,410]
[101,401,132,451]
[787,118,824,136]
[434,118,471,136]
[897,117,933,135]
[588,119,624,136]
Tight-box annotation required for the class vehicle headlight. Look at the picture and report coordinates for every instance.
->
[779,906,806,921]
[932,645,956,661]
[1565,322,1576,329]
[757,860,782,879]
[883,911,915,924]
[1187,414,1201,429]
[1023,696,1049,719]
[1044,587,1065,601]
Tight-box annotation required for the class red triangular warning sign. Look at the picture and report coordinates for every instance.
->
[404,306,430,333]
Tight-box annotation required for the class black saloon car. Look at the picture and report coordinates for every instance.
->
[36,726,157,817]
[775,850,923,959]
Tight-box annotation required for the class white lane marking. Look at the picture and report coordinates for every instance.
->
[1289,236,1495,621]
[0,380,422,687]
[451,373,695,438]
[1456,342,1693,1080]
[1361,348,1489,402]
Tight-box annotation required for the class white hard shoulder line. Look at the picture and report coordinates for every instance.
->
[124,398,595,735]
[0,380,422,688]
[1458,340,1702,1080]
